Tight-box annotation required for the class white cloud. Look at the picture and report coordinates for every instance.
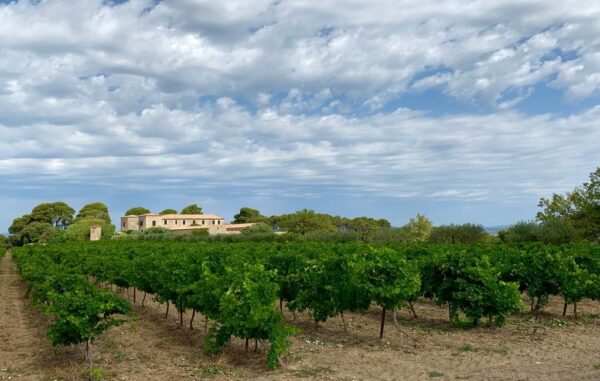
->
[0,0,599,230]
[1,99,599,203]
[1,0,599,110]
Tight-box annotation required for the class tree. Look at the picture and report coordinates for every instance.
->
[125,207,151,216]
[77,202,111,224]
[345,217,391,241]
[159,209,178,215]
[181,204,202,215]
[403,213,432,242]
[9,214,32,235]
[233,207,268,223]
[537,167,600,241]
[19,222,56,245]
[31,202,75,229]
[273,210,337,234]
[8,203,75,246]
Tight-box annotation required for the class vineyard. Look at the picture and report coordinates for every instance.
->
[11,240,600,376]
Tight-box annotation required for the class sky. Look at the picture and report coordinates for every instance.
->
[1,0,600,231]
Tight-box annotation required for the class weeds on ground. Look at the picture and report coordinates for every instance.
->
[459,344,477,352]
[291,365,333,378]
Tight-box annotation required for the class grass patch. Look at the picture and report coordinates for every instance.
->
[593,363,600,371]
[291,366,333,378]
[200,365,229,378]
[459,344,478,352]
[583,313,600,320]
[453,319,477,329]
[90,366,104,381]
[429,371,444,378]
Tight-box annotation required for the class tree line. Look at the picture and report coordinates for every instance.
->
[5,166,599,247]
[7,202,114,246]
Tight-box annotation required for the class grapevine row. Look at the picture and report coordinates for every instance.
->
[13,241,600,369]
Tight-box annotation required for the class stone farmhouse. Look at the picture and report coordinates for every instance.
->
[120,213,255,235]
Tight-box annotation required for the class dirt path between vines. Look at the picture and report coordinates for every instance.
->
[0,252,49,380]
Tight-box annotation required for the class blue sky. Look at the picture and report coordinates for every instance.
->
[1,0,600,231]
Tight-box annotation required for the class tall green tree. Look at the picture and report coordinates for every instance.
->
[76,202,111,224]
[125,207,152,216]
[537,167,600,241]
[159,209,178,215]
[181,204,202,215]
[273,209,337,234]
[31,202,75,229]
[233,207,268,223]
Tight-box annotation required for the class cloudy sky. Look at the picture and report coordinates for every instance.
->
[1,0,599,231]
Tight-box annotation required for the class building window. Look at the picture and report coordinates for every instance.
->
[164,220,167,225]
[122,222,125,227]
[139,221,144,227]
[152,221,156,227]
[183,220,186,225]
[175,220,178,225]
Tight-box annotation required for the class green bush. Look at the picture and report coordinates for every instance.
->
[500,220,578,244]
[428,224,488,244]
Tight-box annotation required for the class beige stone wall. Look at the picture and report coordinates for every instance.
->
[120,216,139,232]
[90,226,102,241]
[139,215,162,230]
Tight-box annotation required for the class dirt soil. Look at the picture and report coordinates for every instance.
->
[2,252,600,381]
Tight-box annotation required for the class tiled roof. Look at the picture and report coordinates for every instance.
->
[159,214,223,219]
[122,214,223,219]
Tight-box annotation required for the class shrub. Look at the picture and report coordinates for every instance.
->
[428,224,488,244]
